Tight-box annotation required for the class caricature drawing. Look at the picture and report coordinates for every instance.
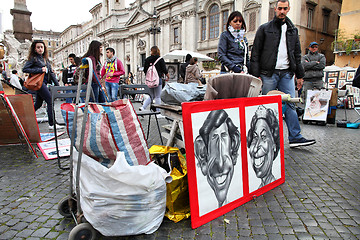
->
[247,105,280,189]
[194,109,241,208]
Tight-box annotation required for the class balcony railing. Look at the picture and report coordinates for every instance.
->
[332,39,360,55]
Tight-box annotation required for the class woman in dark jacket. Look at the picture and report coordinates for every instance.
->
[140,46,169,111]
[82,40,106,103]
[218,11,249,74]
[22,40,61,129]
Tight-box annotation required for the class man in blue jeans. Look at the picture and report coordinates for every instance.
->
[250,0,316,148]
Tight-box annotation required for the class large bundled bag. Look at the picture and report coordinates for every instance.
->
[72,148,167,236]
[61,99,150,168]
[149,145,190,223]
[161,82,206,105]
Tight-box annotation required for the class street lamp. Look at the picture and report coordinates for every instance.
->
[148,8,161,45]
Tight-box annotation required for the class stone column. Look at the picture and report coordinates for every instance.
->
[10,0,33,43]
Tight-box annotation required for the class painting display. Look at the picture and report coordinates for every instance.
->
[182,95,285,229]
[37,138,71,160]
[303,90,332,121]
[166,63,179,82]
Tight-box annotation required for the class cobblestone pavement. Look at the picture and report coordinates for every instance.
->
[0,99,359,239]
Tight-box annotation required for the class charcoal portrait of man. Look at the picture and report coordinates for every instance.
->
[194,109,242,215]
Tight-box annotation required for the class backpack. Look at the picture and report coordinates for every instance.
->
[145,57,162,88]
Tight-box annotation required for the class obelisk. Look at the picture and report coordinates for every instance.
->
[10,0,33,42]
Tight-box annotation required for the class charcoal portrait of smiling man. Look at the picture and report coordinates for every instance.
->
[246,104,281,192]
[193,108,243,216]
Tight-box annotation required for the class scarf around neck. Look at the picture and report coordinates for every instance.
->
[105,56,117,71]
[228,25,245,50]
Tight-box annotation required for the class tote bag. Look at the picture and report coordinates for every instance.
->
[61,99,151,168]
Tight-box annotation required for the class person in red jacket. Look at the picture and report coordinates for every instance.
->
[101,47,125,102]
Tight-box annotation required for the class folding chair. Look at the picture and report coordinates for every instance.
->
[119,84,163,145]
[49,85,95,170]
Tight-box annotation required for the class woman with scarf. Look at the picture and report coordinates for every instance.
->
[22,40,62,129]
[101,47,125,102]
[218,11,249,74]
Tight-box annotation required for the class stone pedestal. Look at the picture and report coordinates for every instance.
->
[10,8,32,43]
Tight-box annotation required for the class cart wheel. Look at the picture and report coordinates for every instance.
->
[58,196,77,218]
[69,223,96,240]
[302,119,309,124]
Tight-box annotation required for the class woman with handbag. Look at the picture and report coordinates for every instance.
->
[185,57,203,86]
[218,11,249,74]
[22,40,63,129]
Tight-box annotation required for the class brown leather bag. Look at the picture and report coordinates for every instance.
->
[24,73,45,91]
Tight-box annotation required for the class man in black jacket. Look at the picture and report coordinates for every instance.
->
[250,0,315,148]
[301,42,326,101]
[179,54,192,83]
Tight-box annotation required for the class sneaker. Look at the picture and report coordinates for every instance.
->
[49,124,65,130]
[289,137,316,148]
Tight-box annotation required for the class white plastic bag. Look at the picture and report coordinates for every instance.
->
[72,149,167,236]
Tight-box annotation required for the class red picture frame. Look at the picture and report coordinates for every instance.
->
[182,95,285,229]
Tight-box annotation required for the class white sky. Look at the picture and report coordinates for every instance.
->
[0,0,134,32]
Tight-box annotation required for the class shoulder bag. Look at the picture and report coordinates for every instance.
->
[24,73,45,91]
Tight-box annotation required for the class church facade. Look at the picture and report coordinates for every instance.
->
[54,0,342,80]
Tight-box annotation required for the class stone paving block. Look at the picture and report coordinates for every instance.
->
[15,228,34,238]
[31,228,51,238]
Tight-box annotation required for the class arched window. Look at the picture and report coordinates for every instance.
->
[209,4,220,39]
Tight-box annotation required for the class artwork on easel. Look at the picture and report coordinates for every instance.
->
[245,103,282,194]
[347,71,355,82]
[339,71,346,79]
[303,90,332,121]
[182,95,285,229]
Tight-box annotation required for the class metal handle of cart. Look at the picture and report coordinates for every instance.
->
[67,57,94,222]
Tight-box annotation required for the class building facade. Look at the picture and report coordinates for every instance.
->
[54,0,342,80]
[333,0,360,68]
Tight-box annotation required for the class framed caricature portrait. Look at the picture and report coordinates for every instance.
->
[245,103,282,194]
[347,71,355,82]
[328,72,338,78]
[166,63,179,82]
[338,79,346,89]
[182,96,285,229]
[339,71,347,79]
[328,77,337,84]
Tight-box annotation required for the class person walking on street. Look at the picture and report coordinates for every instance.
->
[82,40,106,103]
[140,46,169,111]
[249,0,315,148]
[179,54,192,83]
[185,57,203,86]
[22,40,63,130]
[218,11,249,74]
[101,47,125,102]
[63,53,78,103]
[301,42,326,101]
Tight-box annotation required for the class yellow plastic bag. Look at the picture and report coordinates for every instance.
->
[149,145,190,223]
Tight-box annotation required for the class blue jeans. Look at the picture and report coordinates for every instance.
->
[260,71,303,142]
[91,83,106,103]
[105,82,119,102]
[65,89,74,103]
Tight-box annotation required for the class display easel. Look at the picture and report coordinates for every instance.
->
[0,81,38,157]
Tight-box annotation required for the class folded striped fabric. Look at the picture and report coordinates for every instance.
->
[61,99,151,168]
